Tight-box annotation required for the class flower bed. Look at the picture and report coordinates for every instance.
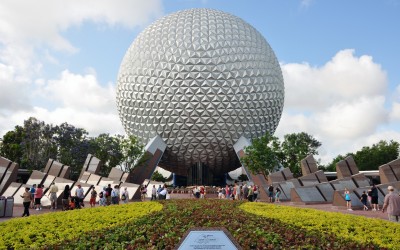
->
[0,202,162,249]
[240,202,399,249]
[1,200,394,249]
[46,199,382,249]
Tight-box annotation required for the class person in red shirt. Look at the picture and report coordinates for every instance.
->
[200,186,205,199]
[34,184,43,210]
[253,185,259,202]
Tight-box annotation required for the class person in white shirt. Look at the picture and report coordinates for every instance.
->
[159,188,167,200]
[75,184,85,208]
[121,187,129,204]
[111,185,120,205]
[151,185,157,201]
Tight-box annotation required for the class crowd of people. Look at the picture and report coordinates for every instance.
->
[192,183,261,202]
[140,184,170,201]
[343,183,383,211]
[18,181,400,222]
[332,183,400,222]
[20,182,60,217]
[60,184,131,210]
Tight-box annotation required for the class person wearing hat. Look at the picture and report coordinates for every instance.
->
[382,186,400,222]
[48,182,59,210]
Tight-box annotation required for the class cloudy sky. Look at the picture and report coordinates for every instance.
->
[0,0,399,165]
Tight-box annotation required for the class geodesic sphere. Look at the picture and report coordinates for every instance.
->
[116,8,284,176]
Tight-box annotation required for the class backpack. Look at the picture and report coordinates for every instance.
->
[99,192,103,198]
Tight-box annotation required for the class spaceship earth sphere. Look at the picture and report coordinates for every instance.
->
[116,9,285,176]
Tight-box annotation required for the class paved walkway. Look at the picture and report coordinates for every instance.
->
[0,194,390,223]
[170,192,390,221]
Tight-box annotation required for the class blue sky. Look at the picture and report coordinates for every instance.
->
[0,0,399,165]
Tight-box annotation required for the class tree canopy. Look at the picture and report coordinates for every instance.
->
[280,132,322,176]
[324,140,400,171]
[243,132,321,177]
[0,117,143,180]
[242,132,281,175]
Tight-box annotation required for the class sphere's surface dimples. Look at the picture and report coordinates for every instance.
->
[116,9,284,175]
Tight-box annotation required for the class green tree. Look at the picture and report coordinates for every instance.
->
[242,132,282,175]
[353,140,399,170]
[19,117,59,170]
[281,132,321,176]
[54,122,90,178]
[0,125,24,164]
[120,135,144,173]
[88,133,124,176]
[151,170,167,182]
[323,154,349,172]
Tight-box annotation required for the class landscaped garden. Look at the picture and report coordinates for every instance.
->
[0,199,398,249]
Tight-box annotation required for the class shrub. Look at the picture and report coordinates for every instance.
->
[241,202,398,249]
[53,199,381,249]
[0,202,162,249]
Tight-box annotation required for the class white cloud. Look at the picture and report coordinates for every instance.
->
[0,0,162,136]
[389,84,400,121]
[282,49,387,112]
[276,50,391,165]
[0,62,33,113]
[0,0,163,52]
[317,96,387,139]
[0,71,125,137]
[38,70,116,113]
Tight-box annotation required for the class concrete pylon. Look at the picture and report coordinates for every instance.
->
[233,136,269,201]
[129,135,166,199]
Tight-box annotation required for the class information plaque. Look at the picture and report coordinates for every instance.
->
[176,227,241,250]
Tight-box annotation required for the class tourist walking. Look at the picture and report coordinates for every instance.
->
[75,184,85,208]
[159,187,167,199]
[99,187,107,206]
[253,185,259,202]
[29,184,36,209]
[105,184,113,205]
[151,185,157,201]
[275,187,281,203]
[235,184,241,200]
[344,188,353,211]
[62,185,71,211]
[367,189,373,207]
[382,186,400,222]
[200,186,205,199]
[48,182,58,210]
[218,187,223,199]
[243,185,249,200]
[112,185,120,205]
[247,185,254,202]
[371,183,380,211]
[193,186,200,198]
[157,185,163,199]
[268,184,274,203]
[225,185,230,199]
[34,184,43,210]
[89,186,97,207]
[360,191,369,210]
[121,187,129,204]
[141,185,147,201]
[21,187,31,217]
